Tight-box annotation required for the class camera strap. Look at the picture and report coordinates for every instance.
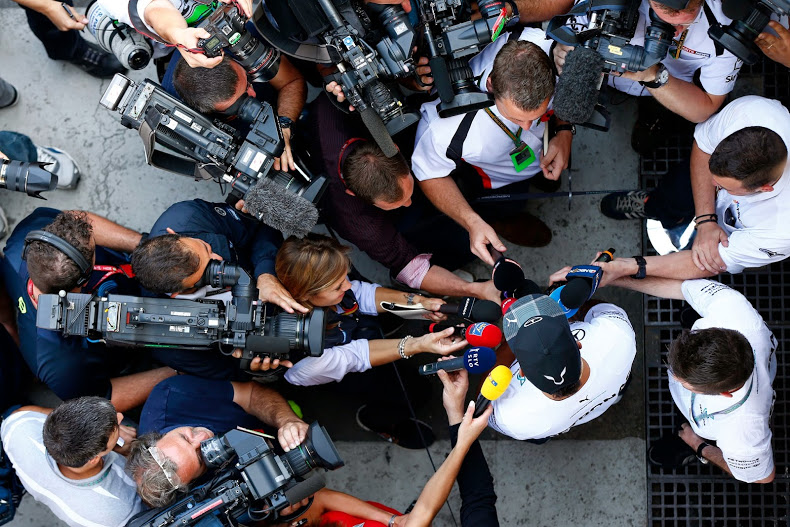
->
[484,108,536,172]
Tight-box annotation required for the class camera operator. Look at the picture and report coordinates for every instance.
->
[554,0,741,159]
[412,30,572,266]
[10,0,125,78]
[126,374,308,508]
[308,94,500,303]
[1,397,142,527]
[1,208,175,411]
[243,233,467,448]
[172,54,306,171]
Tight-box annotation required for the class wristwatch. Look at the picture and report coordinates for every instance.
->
[696,441,711,464]
[640,63,670,89]
[555,124,576,135]
[277,116,294,129]
[631,256,647,280]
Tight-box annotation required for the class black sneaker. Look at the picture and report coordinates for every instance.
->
[647,433,698,469]
[356,405,435,449]
[0,83,19,109]
[600,190,651,220]
[70,40,126,78]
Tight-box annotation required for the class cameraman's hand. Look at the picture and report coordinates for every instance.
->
[274,128,295,172]
[172,27,223,68]
[553,43,573,75]
[467,216,506,266]
[409,327,467,357]
[40,1,86,31]
[621,63,659,83]
[0,151,7,160]
[278,419,309,452]
[231,350,294,370]
[757,21,790,68]
[325,81,355,111]
[456,400,492,448]
[365,0,411,13]
[257,273,309,314]
[220,0,252,17]
[402,54,433,92]
[437,365,469,426]
[691,221,728,273]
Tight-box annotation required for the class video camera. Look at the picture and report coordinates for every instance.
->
[413,0,514,118]
[86,0,153,70]
[99,74,327,224]
[128,422,344,527]
[0,159,57,198]
[547,0,675,75]
[709,0,790,64]
[36,262,326,371]
[196,3,282,82]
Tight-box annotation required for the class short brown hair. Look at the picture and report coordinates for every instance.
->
[173,55,240,113]
[709,126,787,191]
[343,141,410,204]
[667,328,754,395]
[131,234,201,294]
[26,211,94,294]
[275,234,351,308]
[489,40,555,112]
[652,0,703,17]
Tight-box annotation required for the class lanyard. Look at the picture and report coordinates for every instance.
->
[672,29,688,59]
[484,108,523,147]
[690,375,753,426]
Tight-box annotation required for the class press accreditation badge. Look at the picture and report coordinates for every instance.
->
[510,143,535,172]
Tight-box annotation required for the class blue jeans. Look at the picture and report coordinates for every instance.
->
[0,132,37,162]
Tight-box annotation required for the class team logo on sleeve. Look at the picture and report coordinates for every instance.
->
[759,248,785,257]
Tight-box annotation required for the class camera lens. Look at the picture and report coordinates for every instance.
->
[281,422,344,477]
[0,160,58,197]
[200,436,235,469]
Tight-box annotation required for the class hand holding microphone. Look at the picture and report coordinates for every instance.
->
[438,297,501,323]
[419,346,497,375]
[426,322,503,348]
[548,248,614,318]
[473,364,512,418]
[405,327,467,359]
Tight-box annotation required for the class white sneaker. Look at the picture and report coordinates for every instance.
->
[0,205,8,240]
[35,145,81,189]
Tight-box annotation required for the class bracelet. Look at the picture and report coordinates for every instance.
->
[388,514,397,527]
[398,335,414,360]
[696,441,711,464]
[694,213,718,222]
[694,218,718,230]
[631,255,647,280]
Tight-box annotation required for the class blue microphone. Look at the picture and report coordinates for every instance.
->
[549,286,579,318]
[418,347,497,376]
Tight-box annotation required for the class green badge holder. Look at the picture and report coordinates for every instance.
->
[510,143,535,172]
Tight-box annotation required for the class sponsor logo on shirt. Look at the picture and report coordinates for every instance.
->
[17,296,26,314]
[679,46,711,58]
[759,248,785,257]
[572,328,586,340]
[214,206,226,217]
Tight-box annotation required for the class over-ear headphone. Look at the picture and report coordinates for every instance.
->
[23,230,92,287]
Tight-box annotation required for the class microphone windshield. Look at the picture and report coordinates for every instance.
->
[549,286,579,318]
[465,322,503,348]
[244,177,319,238]
[480,365,512,400]
[470,300,502,323]
[492,257,525,292]
[559,279,591,310]
[464,346,497,374]
[554,46,605,124]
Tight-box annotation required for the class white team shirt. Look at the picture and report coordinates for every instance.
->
[669,280,776,483]
[489,304,637,440]
[285,280,380,386]
[567,0,741,96]
[411,28,554,189]
[694,96,790,273]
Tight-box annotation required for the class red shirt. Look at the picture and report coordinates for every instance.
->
[319,502,401,527]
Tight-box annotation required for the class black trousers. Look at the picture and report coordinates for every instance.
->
[644,161,696,228]
[21,0,83,61]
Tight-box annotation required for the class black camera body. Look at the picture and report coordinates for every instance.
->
[127,422,344,527]
[709,0,790,64]
[36,262,326,370]
[547,0,675,74]
[196,3,282,82]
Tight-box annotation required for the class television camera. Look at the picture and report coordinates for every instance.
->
[127,422,344,527]
[709,0,790,64]
[36,261,326,371]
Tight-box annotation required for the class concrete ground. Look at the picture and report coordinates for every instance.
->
[0,6,646,526]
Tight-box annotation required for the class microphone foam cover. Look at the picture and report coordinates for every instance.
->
[549,286,579,318]
[470,300,502,324]
[464,346,497,374]
[465,322,503,348]
[480,365,512,400]
[554,46,605,124]
[512,278,542,298]
[559,279,592,310]
[492,257,525,292]
[244,177,319,238]
[501,297,517,314]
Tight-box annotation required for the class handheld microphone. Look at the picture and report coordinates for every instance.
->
[549,286,579,319]
[473,365,512,418]
[501,297,517,314]
[419,347,497,376]
[557,248,615,312]
[492,255,524,293]
[553,46,605,124]
[439,297,501,323]
[503,278,542,300]
[427,322,502,348]
[243,177,319,238]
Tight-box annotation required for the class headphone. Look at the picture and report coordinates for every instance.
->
[23,230,92,287]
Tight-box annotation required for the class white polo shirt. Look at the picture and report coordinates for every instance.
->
[411,28,554,189]
[669,280,776,483]
[567,0,742,97]
[488,303,637,440]
[694,96,790,273]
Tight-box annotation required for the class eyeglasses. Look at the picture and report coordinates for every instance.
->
[147,446,180,490]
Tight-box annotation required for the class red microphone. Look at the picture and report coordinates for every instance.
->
[502,297,517,314]
[427,322,502,348]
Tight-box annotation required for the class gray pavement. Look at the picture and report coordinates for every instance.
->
[0,7,647,525]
